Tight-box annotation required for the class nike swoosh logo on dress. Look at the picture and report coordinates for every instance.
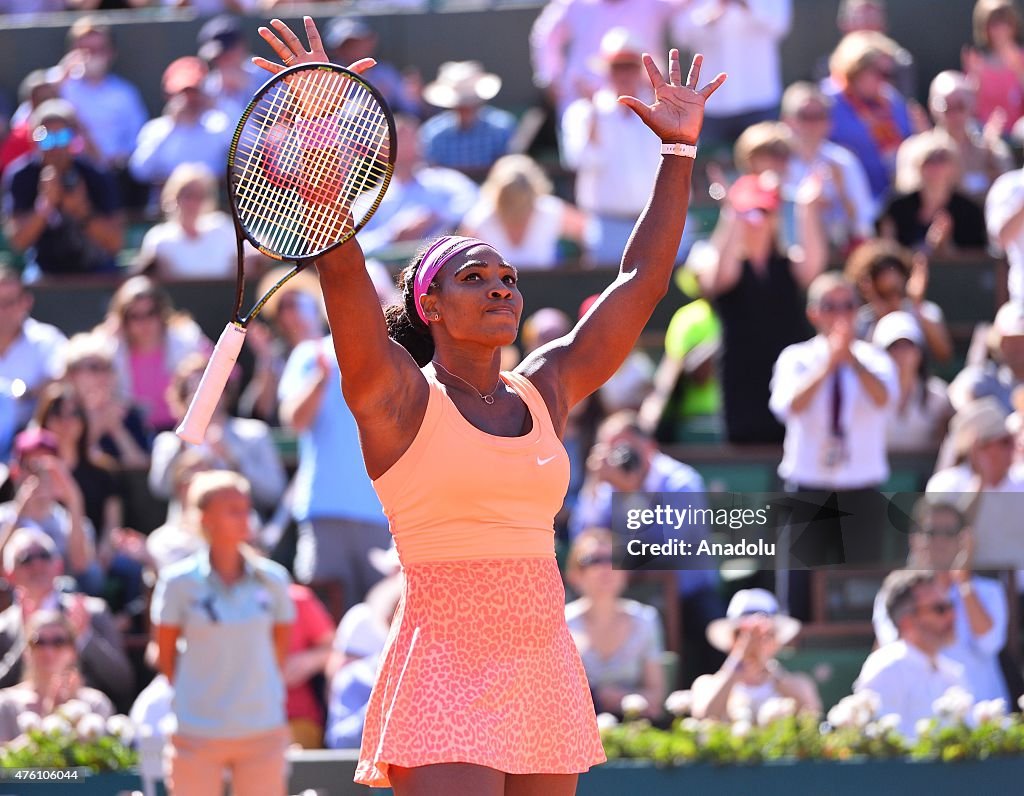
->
[537,455,557,466]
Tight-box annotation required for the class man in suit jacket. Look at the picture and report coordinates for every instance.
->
[0,527,134,712]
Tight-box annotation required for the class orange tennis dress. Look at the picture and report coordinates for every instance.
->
[354,370,607,787]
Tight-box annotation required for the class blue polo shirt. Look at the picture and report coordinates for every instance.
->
[151,549,295,739]
[278,338,384,525]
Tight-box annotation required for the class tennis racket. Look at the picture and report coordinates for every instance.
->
[176,62,396,444]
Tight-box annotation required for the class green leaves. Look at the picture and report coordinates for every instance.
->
[0,723,138,773]
[600,710,1024,766]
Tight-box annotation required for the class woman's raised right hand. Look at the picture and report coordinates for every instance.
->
[253,17,375,78]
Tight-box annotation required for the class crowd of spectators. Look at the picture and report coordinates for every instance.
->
[1,0,1024,789]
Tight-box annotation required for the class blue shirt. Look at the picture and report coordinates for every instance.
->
[324,656,377,749]
[278,338,384,524]
[151,549,295,738]
[420,105,516,171]
[825,84,911,200]
[569,452,718,596]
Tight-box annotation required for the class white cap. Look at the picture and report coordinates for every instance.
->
[873,310,924,349]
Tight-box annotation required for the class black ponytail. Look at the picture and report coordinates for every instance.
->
[384,248,436,367]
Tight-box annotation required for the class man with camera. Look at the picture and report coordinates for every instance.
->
[569,410,725,684]
[2,99,123,279]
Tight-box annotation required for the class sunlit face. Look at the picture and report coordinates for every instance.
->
[788,99,831,139]
[606,56,644,95]
[919,149,957,191]
[909,508,965,570]
[425,244,523,347]
[27,620,75,678]
[851,56,894,99]
[8,543,58,594]
[809,285,858,334]
[571,539,628,599]
[43,397,86,444]
[121,297,164,349]
[201,489,252,547]
[886,337,922,374]
[910,582,955,648]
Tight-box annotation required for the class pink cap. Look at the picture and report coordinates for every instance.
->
[413,236,487,324]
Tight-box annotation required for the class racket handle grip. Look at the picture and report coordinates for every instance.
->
[176,323,247,445]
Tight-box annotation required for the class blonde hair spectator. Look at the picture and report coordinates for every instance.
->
[974,0,1021,48]
[894,129,961,194]
[733,121,792,174]
[160,162,218,218]
[828,31,902,89]
[460,153,588,269]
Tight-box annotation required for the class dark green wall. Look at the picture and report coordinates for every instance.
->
[0,1,980,119]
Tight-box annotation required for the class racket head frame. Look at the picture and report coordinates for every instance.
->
[226,61,397,325]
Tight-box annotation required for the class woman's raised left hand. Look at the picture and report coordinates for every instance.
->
[618,50,726,144]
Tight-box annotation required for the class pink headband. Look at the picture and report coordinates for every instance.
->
[414,236,486,324]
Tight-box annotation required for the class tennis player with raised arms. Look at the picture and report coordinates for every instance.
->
[257,16,725,796]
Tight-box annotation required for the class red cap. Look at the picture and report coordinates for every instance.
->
[728,173,782,214]
[13,428,59,458]
[578,293,601,320]
[162,56,208,95]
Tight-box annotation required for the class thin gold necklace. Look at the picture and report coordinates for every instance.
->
[432,361,502,405]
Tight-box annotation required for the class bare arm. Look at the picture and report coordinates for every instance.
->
[273,623,291,674]
[522,51,726,414]
[788,359,835,416]
[156,624,180,685]
[690,667,741,720]
[850,350,889,408]
[255,18,428,478]
[4,210,50,253]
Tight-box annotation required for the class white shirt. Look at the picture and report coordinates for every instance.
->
[530,0,681,110]
[61,75,149,164]
[332,602,389,660]
[464,194,567,270]
[138,212,237,280]
[984,168,1024,303]
[129,111,233,186]
[562,88,661,217]
[0,317,67,427]
[784,140,876,242]
[884,376,950,453]
[926,463,1024,573]
[873,578,1009,703]
[770,336,897,488]
[855,639,967,739]
[673,0,792,116]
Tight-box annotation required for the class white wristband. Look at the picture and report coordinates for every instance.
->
[661,142,697,158]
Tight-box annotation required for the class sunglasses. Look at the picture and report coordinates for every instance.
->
[30,635,72,649]
[16,549,54,567]
[33,127,76,152]
[795,109,829,122]
[917,527,962,539]
[578,553,615,569]
[818,300,857,314]
[124,307,160,323]
[918,600,954,616]
[70,359,111,373]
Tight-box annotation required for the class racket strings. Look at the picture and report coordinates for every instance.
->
[231,68,393,259]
